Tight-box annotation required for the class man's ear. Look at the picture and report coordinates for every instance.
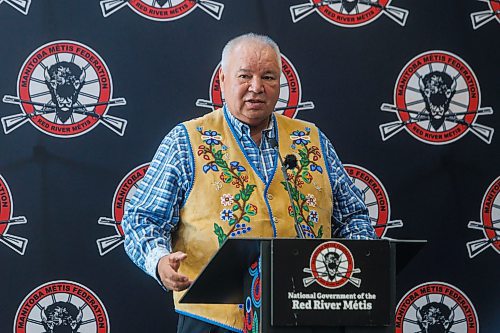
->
[219,67,225,94]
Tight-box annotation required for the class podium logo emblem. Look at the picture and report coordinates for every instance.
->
[97,163,149,256]
[195,54,315,119]
[379,51,494,145]
[14,280,110,333]
[1,41,127,138]
[303,241,361,289]
[466,176,500,258]
[395,281,478,333]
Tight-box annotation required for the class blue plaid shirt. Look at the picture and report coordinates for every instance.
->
[122,107,376,281]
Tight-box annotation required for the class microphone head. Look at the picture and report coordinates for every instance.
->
[284,154,298,169]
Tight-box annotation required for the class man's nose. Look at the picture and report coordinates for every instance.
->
[248,77,264,93]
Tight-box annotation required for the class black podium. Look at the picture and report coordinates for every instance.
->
[180,238,425,332]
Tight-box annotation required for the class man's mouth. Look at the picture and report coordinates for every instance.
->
[245,99,265,109]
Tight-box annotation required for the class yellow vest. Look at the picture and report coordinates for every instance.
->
[173,108,333,331]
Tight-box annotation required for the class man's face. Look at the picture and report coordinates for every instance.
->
[220,41,281,128]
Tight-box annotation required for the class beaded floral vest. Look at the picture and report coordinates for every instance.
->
[172,108,333,331]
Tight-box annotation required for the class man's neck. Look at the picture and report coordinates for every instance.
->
[249,122,267,146]
[224,106,273,146]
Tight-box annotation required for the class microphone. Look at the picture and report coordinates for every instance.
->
[269,138,305,239]
[284,154,298,169]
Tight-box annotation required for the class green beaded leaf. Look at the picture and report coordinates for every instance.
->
[222,171,233,183]
[241,184,256,201]
[298,148,308,159]
[290,187,299,201]
[244,204,256,216]
[301,171,312,184]
[280,181,288,192]
[318,225,323,238]
[242,215,250,222]
[214,223,227,246]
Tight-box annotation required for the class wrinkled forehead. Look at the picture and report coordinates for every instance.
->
[227,41,281,70]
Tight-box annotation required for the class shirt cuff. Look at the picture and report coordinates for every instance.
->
[145,246,171,285]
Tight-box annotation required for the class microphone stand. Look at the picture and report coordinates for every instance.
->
[270,139,305,239]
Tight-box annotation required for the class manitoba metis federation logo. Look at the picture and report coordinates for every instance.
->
[0,174,28,255]
[196,54,314,119]
[395,281,478,333]
[344,164,402,238]
[470,0,500,29]
[2,40,127,138]
[97,163,149,255]
[303,241,361,289]
[379,51,494,144]
[466,176,500,258]
[289,0,409,27]
[14,280,110,333]
[100,0,224,21]
[0,0,31,15]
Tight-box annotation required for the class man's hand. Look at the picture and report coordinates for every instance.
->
[157,251,192,291]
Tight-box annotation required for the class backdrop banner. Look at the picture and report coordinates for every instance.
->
[0,1,498,332]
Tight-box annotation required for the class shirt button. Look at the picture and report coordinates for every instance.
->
[267,193,273,200]
[273,217,278,223]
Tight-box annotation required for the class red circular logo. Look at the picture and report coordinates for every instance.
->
[97,164,149,256]
[394,51,480,144]
[312,0,389,27]
[14,280,110,333]
[290,0,408,27]
[345,164,399,238]
[15,41,119,137]
[0,174,28,255]
[128,0,196,21]
[309,241,355,289]
[489,0,500,21]
[395,282,478,333]
[112,164,149,235]
[481,176,500,252]
[0,174,13,236]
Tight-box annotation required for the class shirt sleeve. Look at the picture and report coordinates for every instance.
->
[122,124,193,284]
[319,130,377,240]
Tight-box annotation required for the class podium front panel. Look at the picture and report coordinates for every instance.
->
[271,239,391,327]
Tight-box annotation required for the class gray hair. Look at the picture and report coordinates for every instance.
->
[221,33,282,72]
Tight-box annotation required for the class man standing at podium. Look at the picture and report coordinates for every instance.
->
[122,33,377,333]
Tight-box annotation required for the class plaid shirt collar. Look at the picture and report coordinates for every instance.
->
[223,104,276,142]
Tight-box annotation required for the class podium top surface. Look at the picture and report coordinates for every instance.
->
[179,238,426,304]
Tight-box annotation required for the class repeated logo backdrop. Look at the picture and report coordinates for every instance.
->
[0,1,498,332]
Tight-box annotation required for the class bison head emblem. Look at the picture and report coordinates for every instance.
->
[416,302,454,333]
[44,61,86,123]
[41,301,83,333]
[324,252,342,280]
[419,71,457,130]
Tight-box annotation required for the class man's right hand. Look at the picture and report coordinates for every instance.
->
[157,251,192,291]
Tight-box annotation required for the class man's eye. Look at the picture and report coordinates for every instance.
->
[239,74,250,79]
[263,75,276,80]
